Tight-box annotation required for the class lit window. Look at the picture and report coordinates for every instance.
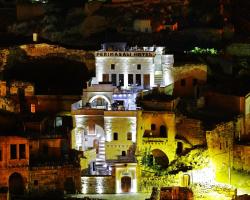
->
[181,79,186,86]
[31,104,36,113]
[111,64,115,70]
[127,132,132,140]
[113,132,118,140]
[10,144,17,159]
[137,64,141,70]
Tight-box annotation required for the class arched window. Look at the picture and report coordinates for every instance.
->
[127,132,132,140]
[160,125,167,138]
[113,132,118,141]
[151,124,156,131]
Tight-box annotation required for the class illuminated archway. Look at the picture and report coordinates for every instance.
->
[151,149,169,169]
[89,95,111,109]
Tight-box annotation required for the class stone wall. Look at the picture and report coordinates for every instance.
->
[233,144,250,172]
[0,136,29,191]
[0,97,19,113]
[139,174,180,193]
[173,64,207,98]
[16,3,45,21]
[176,116,206,146]
[0,43,95,72]
[81,176,115,194]
[19,44,95,71]
[29,165,81,193]
[205,91,245,114]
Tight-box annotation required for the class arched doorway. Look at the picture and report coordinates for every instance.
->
[9,172,25,195]
[151,149,169,169]
[160,125,167,138]
[121,176,131,193]
[89,95,111,109]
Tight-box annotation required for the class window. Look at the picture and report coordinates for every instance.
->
[137,64,141,70]
[193,78,198,86]
[127,132,132,140]
[19,144,26,159]
[128,74,133,85]
[0,146,2,161]
[122,151,126,156]
[111,74,117,86]
[136,74,141,86]
[119,74,124,86]
[31,104,36,113]
[111,64,115,70]
[176,142,183,155]
[34,180,39,186]
[55,117,62,127]
[151,124,156,131]
[102,74,109,82]
[181,79,186,86]
[113,132,118,140]
[10,144,17,159]
[160,125,167,138]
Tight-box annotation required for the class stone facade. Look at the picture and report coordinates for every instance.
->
[81,176,115,194]
[95,45,174,88]
[176,116,206,146]
[0,135,81,195]
[173,64,207,98]
[136,111,177,163]
[0,136,29,193]
[29,166,81,193]
[233,145,250,172]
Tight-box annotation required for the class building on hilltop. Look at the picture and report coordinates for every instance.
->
[70,43,208,194]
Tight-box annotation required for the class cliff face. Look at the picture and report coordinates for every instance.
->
[0,43,94,95]
[0,43,95,72]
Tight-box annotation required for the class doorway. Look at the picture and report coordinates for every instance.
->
[121,176,131,193]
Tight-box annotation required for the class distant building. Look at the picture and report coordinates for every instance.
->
[133,19,152,33]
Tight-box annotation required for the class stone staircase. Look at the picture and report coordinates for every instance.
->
[95,137,107,174]
[154,71,163,86]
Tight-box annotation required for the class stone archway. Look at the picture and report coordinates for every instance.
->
[9,172,25,195]
[121,176,131,193]
[151,149,169,169]
[89,95,111,109]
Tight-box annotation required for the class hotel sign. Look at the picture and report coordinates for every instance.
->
[95,51,155,57]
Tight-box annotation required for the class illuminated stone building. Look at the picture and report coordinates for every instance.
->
[0,114,81,198]
[71,43,208,194]
[95,43,174,89]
